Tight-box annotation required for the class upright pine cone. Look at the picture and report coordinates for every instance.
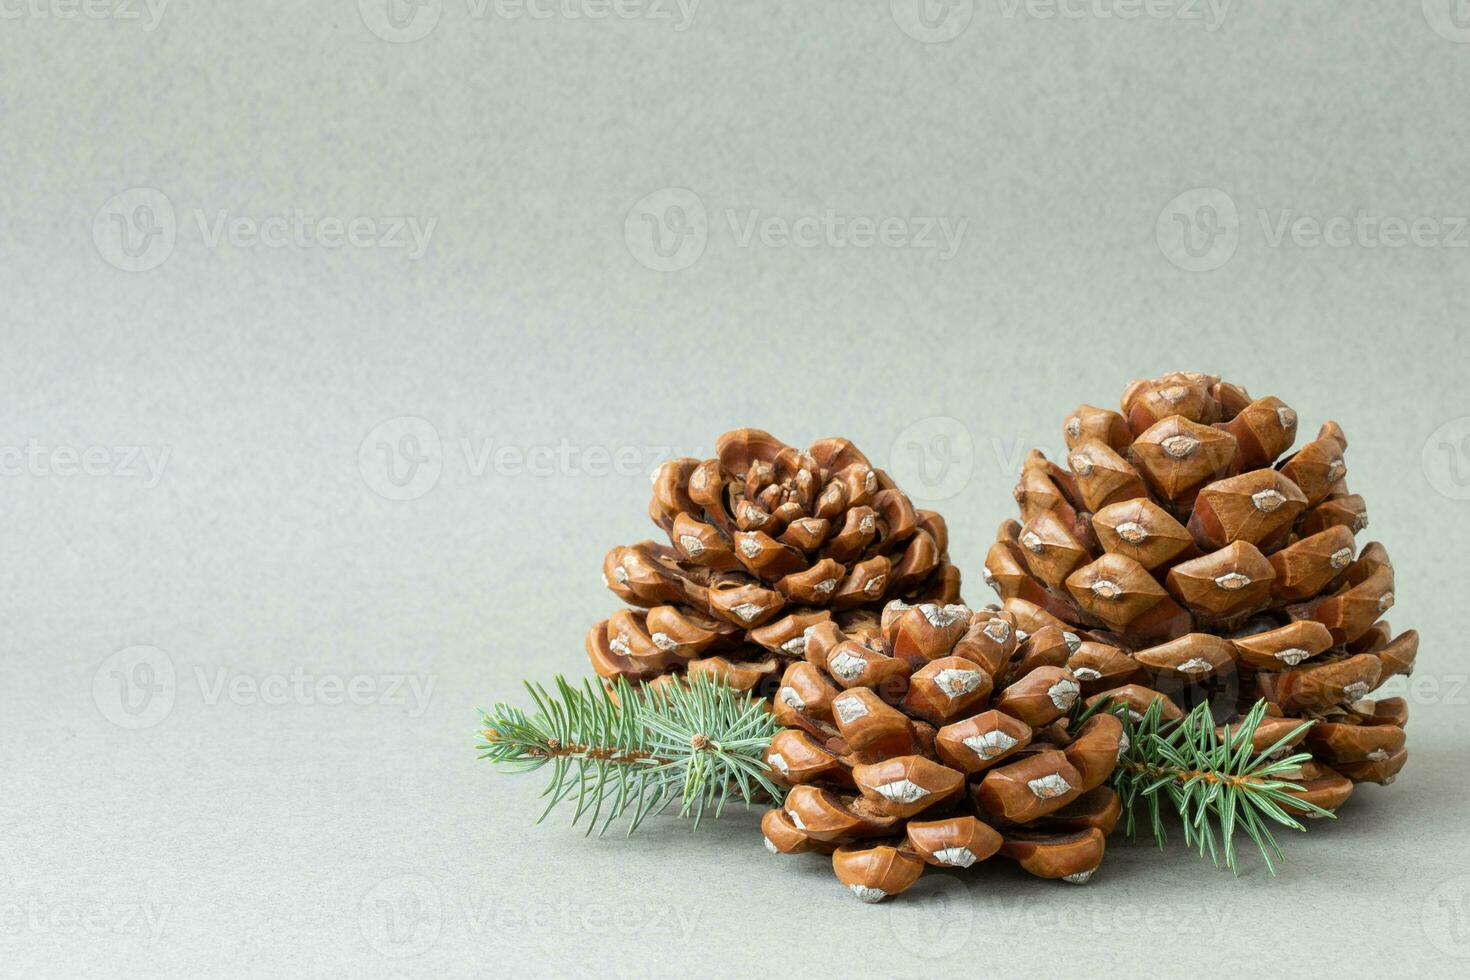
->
[983,372,1414,815]
[760,600,1124,902]
[587,429,961,698]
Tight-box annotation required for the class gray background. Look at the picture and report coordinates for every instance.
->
[4,1,1470,976]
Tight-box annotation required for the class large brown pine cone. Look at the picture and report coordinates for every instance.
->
[760,601,1123,902]
[983,372,1414,817]
[587,429,961,697]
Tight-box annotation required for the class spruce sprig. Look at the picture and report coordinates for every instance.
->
[481,675,1331,871]
[1073,696,1331,873]
[478,674,781,835]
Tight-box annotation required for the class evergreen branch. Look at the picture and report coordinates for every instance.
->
[481,671,1330,875]
[478,674,782,836]
[1078,696,1331,874]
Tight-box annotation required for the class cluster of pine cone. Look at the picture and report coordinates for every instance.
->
[585,374,1415,902]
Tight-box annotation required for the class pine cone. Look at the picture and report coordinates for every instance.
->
[761,601,1122,901]
[587,429,962,697]
[983,371,1412,818]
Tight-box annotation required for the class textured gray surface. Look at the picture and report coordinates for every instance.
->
[4,1,1470,976]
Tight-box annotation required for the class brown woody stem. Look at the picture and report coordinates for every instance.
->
[1120,760,1284,791]
[483,730,676,767]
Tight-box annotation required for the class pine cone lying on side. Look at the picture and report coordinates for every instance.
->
[760,600,1122,902]
[983,371,1414,817]
[587,429,961,698]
